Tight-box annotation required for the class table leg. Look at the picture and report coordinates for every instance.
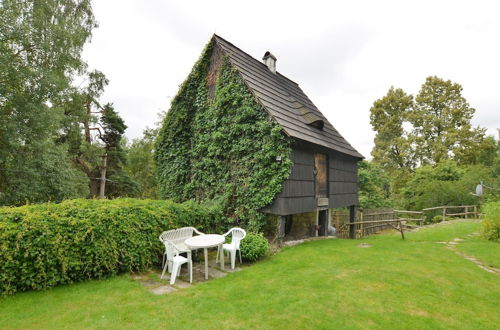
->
[219,243,225,271]
[204,248,208,280]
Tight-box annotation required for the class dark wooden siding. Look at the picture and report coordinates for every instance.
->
[263,139,359,215]
[328,151,358,208]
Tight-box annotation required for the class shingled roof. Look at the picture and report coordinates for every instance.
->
[213,35,363,159]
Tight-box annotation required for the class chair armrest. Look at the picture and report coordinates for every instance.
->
[171,241,189,255]
[193,228,205,235]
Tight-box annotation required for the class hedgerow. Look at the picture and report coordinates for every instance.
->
[482,201,500,242]
[0,198,224,295]
[240,233,269,261]
[156,40,292,231]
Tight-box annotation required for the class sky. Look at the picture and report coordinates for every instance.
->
[82,0,500,158]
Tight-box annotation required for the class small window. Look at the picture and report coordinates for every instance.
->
[308,120,324,130]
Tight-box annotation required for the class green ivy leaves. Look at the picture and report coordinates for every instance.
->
[156,42,292,231]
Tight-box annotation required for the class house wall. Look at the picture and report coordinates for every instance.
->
[262,139,359,215]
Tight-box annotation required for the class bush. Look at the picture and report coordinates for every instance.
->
[400,162,491,211]
[482,201,500,242]
[432,215,443,223]
[0,198,225,295]
[240,233,269,262]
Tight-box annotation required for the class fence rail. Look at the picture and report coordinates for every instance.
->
[421,205,478,221]
[332,205,477,240]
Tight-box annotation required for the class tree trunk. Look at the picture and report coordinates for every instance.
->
[99,154,107,199]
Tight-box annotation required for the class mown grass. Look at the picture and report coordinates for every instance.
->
[455,233,500,269]
[1,221,498,329]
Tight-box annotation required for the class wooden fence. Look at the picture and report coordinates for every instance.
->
[333,205,478,239]
[333,208,424,239]
[422,205,478,221]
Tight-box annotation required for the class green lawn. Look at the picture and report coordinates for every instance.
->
[455,233,500,269]
[1,220,499,329]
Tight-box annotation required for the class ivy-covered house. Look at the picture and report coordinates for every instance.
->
[156,35,363,239]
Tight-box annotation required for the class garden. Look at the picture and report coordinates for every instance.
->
[0,218,499,329]
[2,1,500,329]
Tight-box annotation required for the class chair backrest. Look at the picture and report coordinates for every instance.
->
[159,230,178,260]
[159,227,203,260]
[228,227,246,249]
[175,227,195,240]
[159,227,196,244]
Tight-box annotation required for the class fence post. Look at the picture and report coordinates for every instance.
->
[442,207,446,222]
[278,216,286,243]
[335,211,340,234]
[474,205,478,219]
[360,209,364,238]
[398,220,405,240]
[349,205,356,239]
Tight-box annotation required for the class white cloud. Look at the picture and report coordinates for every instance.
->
[82,0,500,156]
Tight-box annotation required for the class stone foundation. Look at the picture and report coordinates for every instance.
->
[264,210,333,243]
[285,211,317,240]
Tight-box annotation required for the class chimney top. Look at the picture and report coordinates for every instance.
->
[262,51,277,73]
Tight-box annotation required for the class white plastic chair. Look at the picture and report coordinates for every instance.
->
[159,240,192,285]
[159,227,204,273]
[216,227,246,269]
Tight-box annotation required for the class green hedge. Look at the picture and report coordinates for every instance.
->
[482,201,500,242]
[0,198,224,295]
[240,233,269,262]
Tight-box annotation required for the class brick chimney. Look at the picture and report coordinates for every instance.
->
[262,51,277,73]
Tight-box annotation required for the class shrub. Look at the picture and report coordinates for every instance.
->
[240,233,269,262]
[482,201,500,242]
[0,198,225,295]
[400,162,491,211]
[432,215,443,223]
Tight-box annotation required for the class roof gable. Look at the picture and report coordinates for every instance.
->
[213,35,363,159]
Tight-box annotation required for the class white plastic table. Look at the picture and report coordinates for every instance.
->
[185,234,225,279]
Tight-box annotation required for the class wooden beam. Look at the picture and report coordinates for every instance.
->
[397,218,424,222]
[423,205,477,211]
[394,210,423,214]
[347,219,412,225]
[349,205,356,239]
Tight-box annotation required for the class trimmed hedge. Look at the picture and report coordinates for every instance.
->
[0,198,224,295]
[482,201,500,242]
[240,233,269,262]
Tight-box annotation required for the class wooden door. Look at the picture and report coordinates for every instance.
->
[314,153,328,198]
[318,210,328,236]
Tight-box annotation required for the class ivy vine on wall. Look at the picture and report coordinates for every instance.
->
[156,40,292,231]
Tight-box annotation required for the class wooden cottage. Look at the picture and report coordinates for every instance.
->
[158,35,363,240]
[212,36,363,239]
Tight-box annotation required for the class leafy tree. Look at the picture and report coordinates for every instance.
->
[125,127,159,199]
[357,161,391,208]
[370,87,415,171]
[63,70,109,196]
[410,76,487,165]
[371,77,492,169]
[400,160,491,211]
[490,138,500,178]
[59,70,137,198]
[100,104,139,198]
[0,0,95,205]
